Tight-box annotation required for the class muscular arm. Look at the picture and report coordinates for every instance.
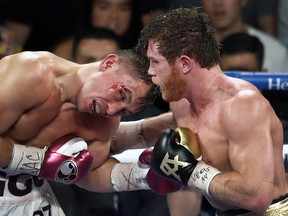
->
[111,112,176,153]
[0,53,50,167]
[78,138,149,193]
[0,51,78,167]
[209,92,276,213]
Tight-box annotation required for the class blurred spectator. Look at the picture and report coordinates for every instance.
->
[2,0,143,61]
[3,0,80,52]
[72,27,120,64]
[138,0,169,27]
[220,32,264,71]
[167,0,278,37]
[278,0,288,48]
[202,0,288,72]
[53,0,143,60]
[243,0,278,37]
[0,26,22,59]
[167,0,201,9]
[77,0,141,47]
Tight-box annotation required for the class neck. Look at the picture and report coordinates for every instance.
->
[58,72,80,104]
[186,65,223,114]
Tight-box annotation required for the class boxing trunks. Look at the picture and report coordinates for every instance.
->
[216,193,288,216]
[0,172,65,216]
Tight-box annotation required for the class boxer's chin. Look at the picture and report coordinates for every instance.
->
[162,91,182,102]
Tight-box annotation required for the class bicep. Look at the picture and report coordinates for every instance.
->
[0,53,51,133]
[0,86,30,133]
[225,95,274,181]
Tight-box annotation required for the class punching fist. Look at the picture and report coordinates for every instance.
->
[138,148,181,195]
[38,134,93,184]
[151,128,221,196]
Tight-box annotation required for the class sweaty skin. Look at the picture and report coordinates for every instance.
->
[142,38,287,213]
[169,92,285,211]
[0,51,151,192]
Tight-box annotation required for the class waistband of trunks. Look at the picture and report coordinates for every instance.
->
[216,193,288,216]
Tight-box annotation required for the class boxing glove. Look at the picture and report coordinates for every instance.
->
[138,148,181,195]
[0,134,93,184]
[111,148,181,194]
[38,134,93,184]
[151,128,221,196]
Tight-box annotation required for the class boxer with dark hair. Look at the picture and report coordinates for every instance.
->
[114,7,288,215]
[0,49,178,215]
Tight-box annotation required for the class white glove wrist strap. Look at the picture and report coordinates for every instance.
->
[0,144,45,176]
[111,162,150,192]
[187,161,221,197]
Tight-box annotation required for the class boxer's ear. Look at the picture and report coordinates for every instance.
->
[99,54,119,71]
[176,55,195,74]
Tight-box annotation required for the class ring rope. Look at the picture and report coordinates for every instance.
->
[225,72,288,90]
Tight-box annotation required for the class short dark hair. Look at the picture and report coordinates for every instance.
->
[72,27,120,59]
[115,48,160,106]
[137,7,221,68]
[220,32,264,70]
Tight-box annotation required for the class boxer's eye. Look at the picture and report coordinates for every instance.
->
[119,88,125,101]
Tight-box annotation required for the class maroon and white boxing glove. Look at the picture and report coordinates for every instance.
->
[0,134,93,184]
[111,148,181,194]
[38,134,93,184]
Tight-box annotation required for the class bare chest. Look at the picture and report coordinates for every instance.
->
[5,103,115,148]
[175,110,231,169]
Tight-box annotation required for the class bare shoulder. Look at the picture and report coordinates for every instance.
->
[1,51,53,78]
[222,88,275,134]
[0,51,77,77]
[0,52,67,109]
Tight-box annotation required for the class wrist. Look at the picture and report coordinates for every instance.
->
[187,161,221,197]
[0,144,45,176]
[111,162,150,192]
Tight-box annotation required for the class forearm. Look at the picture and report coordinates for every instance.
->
[111,112,175,153]
[77,157,149,193]
[141,112,176,147]
[208,172,272,213]
[79,148,182,195]
[0,138,13,167]
[77,157,118,192]
[0,138,45,175]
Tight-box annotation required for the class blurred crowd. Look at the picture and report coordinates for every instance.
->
[0,0,287,216]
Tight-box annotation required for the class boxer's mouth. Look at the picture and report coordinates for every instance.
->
[92,100,100,114]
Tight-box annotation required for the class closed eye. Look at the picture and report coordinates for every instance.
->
[119,87,131,103]
[119,88,125,101]
[150,59,159,64]
[121,109,132,116]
